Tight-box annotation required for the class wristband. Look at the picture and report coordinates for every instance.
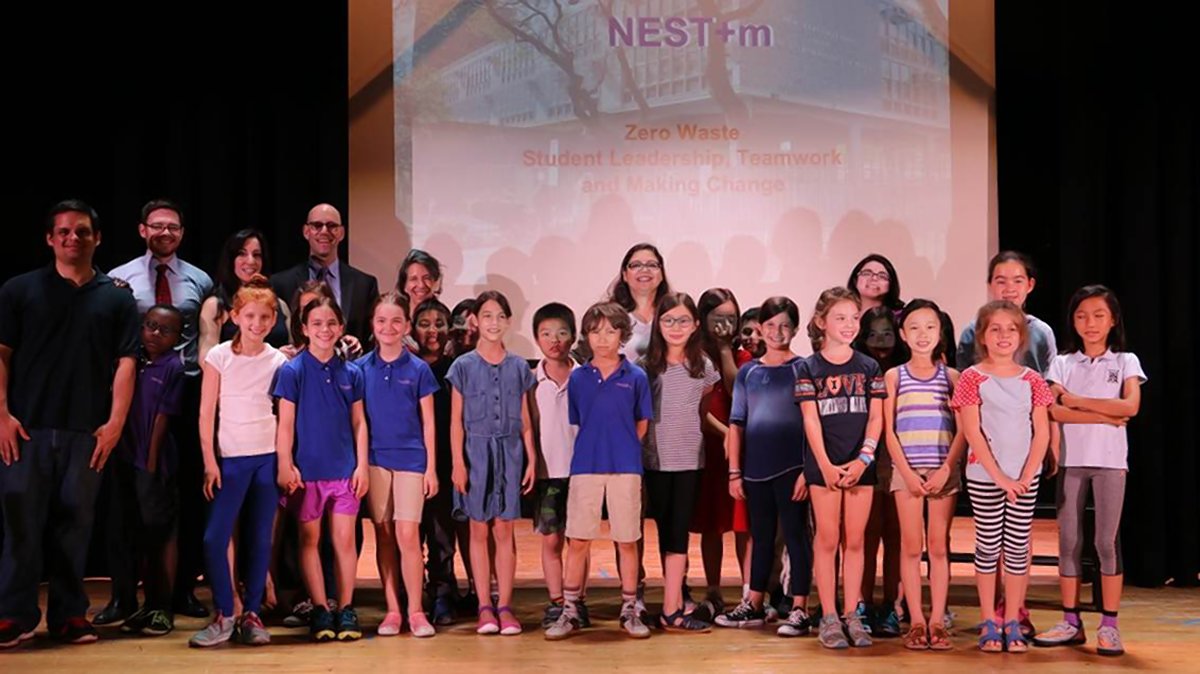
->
[858,453,875,467]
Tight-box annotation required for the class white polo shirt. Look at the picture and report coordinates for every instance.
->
[1047,350,1147,470]
[534,359,578,479]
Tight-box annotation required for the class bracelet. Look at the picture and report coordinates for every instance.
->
[862,437,879,451]
[858,453,875,467]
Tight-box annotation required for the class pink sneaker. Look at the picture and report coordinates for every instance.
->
[498,606,522,636]
[377,612,402,637]
[409,612,435,638]
[476,606,500,635]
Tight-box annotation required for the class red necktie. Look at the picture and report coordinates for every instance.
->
[155,263,172,305]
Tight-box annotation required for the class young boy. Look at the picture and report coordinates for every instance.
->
[528,303,592,629]
[103,304,186,636]
[545,302,653,641]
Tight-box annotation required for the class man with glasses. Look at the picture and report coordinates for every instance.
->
[271,203,379,345]
[0,200,139,648]
[106,199,213,623]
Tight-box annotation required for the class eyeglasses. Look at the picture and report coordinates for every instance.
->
[143,320,179,337]
[306,221,344,232]
[626,261,662,272]
[857,269,891,282]
[144,223,183,234]
[659,316,695,328]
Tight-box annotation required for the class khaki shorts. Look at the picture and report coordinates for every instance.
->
[566,474,642,543]
[367,466,425,523]
[889,465,961,498]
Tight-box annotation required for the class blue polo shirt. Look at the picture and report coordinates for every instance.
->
[567,357,653,475]
[355,348,440,472]
[119,350,186,475]
[272,350,365,481]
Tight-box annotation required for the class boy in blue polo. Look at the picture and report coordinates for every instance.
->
[544,302,652,641]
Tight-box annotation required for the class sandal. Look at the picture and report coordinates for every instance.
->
[659,609,711,633]
[929,623,953,651]
[476,606,500,635]
[497,606,522,636]
[903,623,929,650]
[1004,620,1028,653]
[978,619,1003,653]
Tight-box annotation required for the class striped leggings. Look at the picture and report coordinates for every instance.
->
[967,476,1040,575]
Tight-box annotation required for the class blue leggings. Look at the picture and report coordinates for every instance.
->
[203,453,278,616]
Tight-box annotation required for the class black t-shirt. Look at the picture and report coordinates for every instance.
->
[0,266,139,432]
[428,355,454,481]
[796,351,886,470]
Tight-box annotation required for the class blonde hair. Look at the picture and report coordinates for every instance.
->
[974,300,1029,361]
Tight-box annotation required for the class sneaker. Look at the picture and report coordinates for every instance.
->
[409,612,436,638]
[1096,625,1124,656]
[0,619,35,649]
[576,599,592,628]
[378,611,402,636]
[432,595,455,626]
[544,607,579,641]
[141,609,174,637]
[693,595,725,624]
[310,606,336,642]
[283,598,314,628]
[237,612,271,646]
[818,613,849,649]
[634,597,650,625]
[335,606,363,641]
[189,613,236,648]
[714,599,767,629]
[118,606,153,634]
[1034,621,1087,647]
[620,602,651,639]
[93,599,133,626]
[542,601,564,629]
[53,617,99,644]
[764,603,780,623]
[942,610,957,633]
[844,604,873,647]
[476,606,500,635]
[875,607,902,638]
[777,608,811,637]
[498,606,522,636]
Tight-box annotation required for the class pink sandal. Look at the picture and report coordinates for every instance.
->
[497,606,522,636]
[476,606,500,635]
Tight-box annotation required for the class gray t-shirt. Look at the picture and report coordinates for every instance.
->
[951,366,1054,483]
[643,358,721,471]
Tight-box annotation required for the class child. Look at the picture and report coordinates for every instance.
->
[853,306,906,637]
[190,278,289,647]
[544,302,653,641]
[1034,286,1144,656]
[413,298,467,624]
[736,307,765,366]
[448,291,537,636]
[528,302,593,629]
[950,300,1053,654]
[274,296,369,642]
[640,292,720,631]
[691,288,752,621]
[719,297,813,638]
[882,299,967,651]
[106,304,185,638]
[797,287,886,650]
[357,292,440,638]
[449,298,478,358]
[957,251,1056,373]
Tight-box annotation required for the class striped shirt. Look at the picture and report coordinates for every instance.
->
[894,363,955,468]
[644,359,721,471]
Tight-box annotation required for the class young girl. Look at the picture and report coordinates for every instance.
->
[448,291,537,636]
[640,292,720,631]
[950,300,1053,654]
[190,276,289,647]
[273,296,369,642]
[797,287,886,650]
[882,300,967,651]
[1034,286,1144,656]
[719,297,813,638]
[736,307,765,366]
[357,292,440,638]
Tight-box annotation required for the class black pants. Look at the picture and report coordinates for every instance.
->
[105,460,178,610]
[173,377,203,601]
[644,469,702,556]
[421,482,458,598]
[744,468,812,597]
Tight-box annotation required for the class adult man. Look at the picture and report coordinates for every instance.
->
[0,200,139,648]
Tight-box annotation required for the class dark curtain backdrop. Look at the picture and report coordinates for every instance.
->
[1,3,1193,587]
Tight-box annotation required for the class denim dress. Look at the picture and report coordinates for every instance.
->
[446,351,536,521]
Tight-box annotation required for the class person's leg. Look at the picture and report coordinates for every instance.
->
[1054,468,1087,625]
[925,492,957,627]
[298,518,328,608]
[775,475,812,608]
[133,466,179,612]
[895,490,928,627]
[202,458,253,617]
[329,513,359,609]
[492,519,517,609]
[967,479,1004,625]
[44,431,106,629]
[743,477,778,608]
[809,486,843,617]
[1092,469,1127,613]
[468,520,493,607]
[841,486,875,613]
[102,462,137,614]
[397,520,426,615]
[368,467,401,616]
[661,471,700,618]
[0,431,53,632]
[1001,478,1039,626]
[881,493,902,609]
[171,379,205,610]
[860,493,883,608]
[238,455,277,616]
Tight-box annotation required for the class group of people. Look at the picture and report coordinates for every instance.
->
[0,199,1143,659]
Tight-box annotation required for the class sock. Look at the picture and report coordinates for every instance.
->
[1101,611,1118,629]
[742,583,751,601]
[622,591,638,609]
[549,596,563,606]
[563,588,581,613]
[1063,607,1081,628]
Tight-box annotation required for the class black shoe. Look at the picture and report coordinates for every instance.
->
[311,606,336,642]
[335,606,362,641]
[119,607,153,634]
[53,617,99,644]
[576,599,592,629]
[457,591,480,615]
[93,599,134,626]
[173,592,210,619]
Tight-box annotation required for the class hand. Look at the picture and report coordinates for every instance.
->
[1019,473,1038,491]
[452,462,468,494]
[922,466,950,495]
[203,462,222,501]
[729,476,745,501]
[280,344,300,359]
[278,463,302,493]
[1043,451,1059,478]
[424,469,439,499]
[146,450,159,475]
[903,469,927,497]
[90,421,122,471]
[712,319,736,344]
[791,473,808,501]
[1105,416,1129,427]
[819,463,845,490]
[351,465,369,499]
[1060,392,1079,408]
[837,460,866,489]
[521,464,536,495]
[0,411,30,465]
[340,335,364,360]
[1000,476,1026,503]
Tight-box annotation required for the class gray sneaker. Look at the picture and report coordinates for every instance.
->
[237,612,271,646]
[620,602,651,639]
[544,607,580,641]
[1096,625,1124,656]
[777,608,811,637]
[845,608,873,647]
[818,613,849,649]
[189,614,236,648]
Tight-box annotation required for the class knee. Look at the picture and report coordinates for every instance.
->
[374,521,396,540]
[815,528,840,554]
[926,534,949,560]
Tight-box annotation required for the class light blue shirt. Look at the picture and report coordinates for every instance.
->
[109,251,213,375]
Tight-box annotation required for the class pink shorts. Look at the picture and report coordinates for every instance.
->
[281,479,360,523]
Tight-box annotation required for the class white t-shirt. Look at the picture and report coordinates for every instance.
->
[1047,350,1146,470]
[205,341,289,458]
[621,312,652,363]
[534,359,578,479]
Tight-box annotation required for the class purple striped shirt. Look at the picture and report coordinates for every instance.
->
[894,363,954,468]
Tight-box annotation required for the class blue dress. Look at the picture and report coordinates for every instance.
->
[446,350,536,521]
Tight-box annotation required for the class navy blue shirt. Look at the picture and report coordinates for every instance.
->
[795,351,886,466]
[729,357,807,481]
[355,348,440,473]
[119,350,186,474]
[272,350,365,481]
[568,357,653,475]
